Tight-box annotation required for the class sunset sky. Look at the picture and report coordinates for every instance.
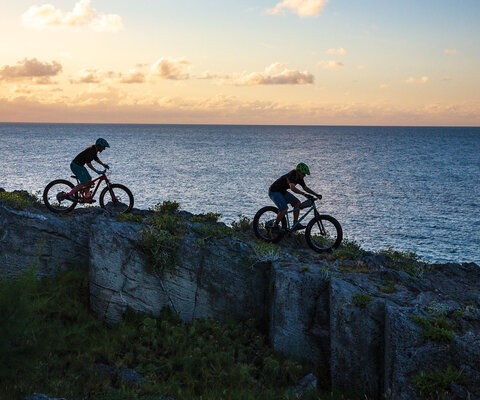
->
[1,0,479,126]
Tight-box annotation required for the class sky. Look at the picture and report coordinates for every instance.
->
[1,0,479,126]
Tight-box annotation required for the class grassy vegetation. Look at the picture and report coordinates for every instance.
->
[351,293,372,308]
[378,247,424,276]
[410,315,457,343]
[412,365,466,399]
[0,268,365,400]
[140,201,186,275]
[329,239,367,261]
[0,190,40,209]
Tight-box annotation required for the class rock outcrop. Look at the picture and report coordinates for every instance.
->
[1,200,479,400]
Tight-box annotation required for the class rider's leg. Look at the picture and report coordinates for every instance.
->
[268,191,288,227]
[284,193,301,224]
[68,163,92,197]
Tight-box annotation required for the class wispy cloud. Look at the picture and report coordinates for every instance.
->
[267,0,328,18]
[326,47,346,56]
[0,58,62,83]
[151,57,191,80]
[405,76,429,84]
[70,68,145,84]
[318,60,344,69]
[444,48,461,56]
[21,0,123,32]
[237,63,314,85]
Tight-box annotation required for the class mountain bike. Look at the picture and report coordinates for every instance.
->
[43,169,134,214]
[253,197,342,253]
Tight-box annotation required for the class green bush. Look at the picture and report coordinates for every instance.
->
[0,190,40,209]
[141,201,186,275]
[231,215,253,232]
[410,315,456,343]
[379,247,424,276]
[352,293,372,308]
[412,365,466,399]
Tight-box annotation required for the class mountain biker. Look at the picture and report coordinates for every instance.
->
[268,163,322,232]
[61,138,110,202]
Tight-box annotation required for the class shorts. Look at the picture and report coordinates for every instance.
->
[70,161,92,185]
[268,191,300,212]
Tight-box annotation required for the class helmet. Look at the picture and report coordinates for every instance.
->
[296,162,310,175]
[96,138,110,148]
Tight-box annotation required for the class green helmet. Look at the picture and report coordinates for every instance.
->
[96,138,110,148]
[296,162,310,175]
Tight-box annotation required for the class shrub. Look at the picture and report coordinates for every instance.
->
[352,293,372,308]
[410,315,456,343]
[331,239,367,260]
[412,365,466,399]
[0,190,40,209]
[231,214,253,232]
[140,201,186,275]
[378,247,425,276]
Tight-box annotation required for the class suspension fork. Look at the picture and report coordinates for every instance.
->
[105,179,118,202]
[313,209,326,235]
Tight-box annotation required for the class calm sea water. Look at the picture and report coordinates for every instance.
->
[0,123,479,265]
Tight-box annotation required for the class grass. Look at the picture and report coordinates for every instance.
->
[412,365,467,399]
[352,293,372,308]
[410,315,457,343]
[378,247,424,276]
[0,268,366,400]
[140,201,186,275]
[0,190,40,209]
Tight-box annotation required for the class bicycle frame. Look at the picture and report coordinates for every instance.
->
[284,201,320,231]
[73,173,108,200]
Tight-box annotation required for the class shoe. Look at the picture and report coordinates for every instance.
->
[271,225,280,234]
[293,223,306,231]
[56,192,66,202]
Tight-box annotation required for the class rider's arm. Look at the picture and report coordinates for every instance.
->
[288,180,311,198]
[86,162,103,174]
[302,185,322,198]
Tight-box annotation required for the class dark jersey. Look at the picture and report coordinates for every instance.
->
[72,145,100,166]
[269,170,305,193]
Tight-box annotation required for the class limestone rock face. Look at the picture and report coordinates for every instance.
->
[0,205,99,279]
[89,217,270,326]
[1,201,480,400]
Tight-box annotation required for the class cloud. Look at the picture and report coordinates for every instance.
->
[444,48,460,56]
[119,70,146,84]
[21,0,123,32]
[405,76,428,84]
[267,0,328,17]
[70,68,145,84]
[237,63,314,85]
[151,57,191,80]
[318,60,344,69]
[0,58,62,83]
[326,48,346,56]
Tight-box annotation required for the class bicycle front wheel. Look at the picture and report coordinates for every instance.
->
[99,184,134,214]
[253,206,287,243]
[305,215,343,253]
[43,179,78,213]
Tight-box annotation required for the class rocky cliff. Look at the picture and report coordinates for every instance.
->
[1,195,479,400]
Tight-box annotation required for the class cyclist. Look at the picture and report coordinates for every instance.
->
[61,138,110,202]
[268,162,322,232]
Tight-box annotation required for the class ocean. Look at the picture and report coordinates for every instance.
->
[0,123,479,265]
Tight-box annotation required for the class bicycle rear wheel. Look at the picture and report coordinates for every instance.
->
[253,206,287,243]
[99,184,134,214]
[43,179,78,213]
[305,215,343,252]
